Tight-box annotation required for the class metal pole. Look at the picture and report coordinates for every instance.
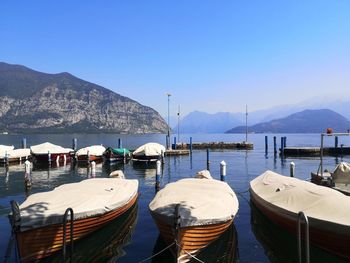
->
[22,138,27,149]
[290,162,295,177]
[320,134,324,176]
[177,105,180,143]
[206,148,210,170]
[297,211,310,263]
[265,136,268,154]
[335,136,338,148]
[273,136,277,156]
[220,161,226,181]
[166,93,171,150]
[156,160,161,192]
[245,104,248,142]
[190,137,193,154]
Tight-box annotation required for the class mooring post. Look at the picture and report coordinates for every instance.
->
[87,150,90,164]
[4,151,9,166]
[22,138,27,149]
[48,151,51,163]
[72,138,77,151]
[290,162,295,177]
[118,138,122,148]
[24,160,32,188]
[280,137,284,158]
[273,136,277,156]
[206,148,210,170]
[156,160,161,192]
[173,137,177,150]
[91,161,96,177]
[335,136,338,148]
[220,160,226,181]
[189,137,193,154]
[265,136,268,155]
[284,136,287,147]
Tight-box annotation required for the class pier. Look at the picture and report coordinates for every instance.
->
[175,141,253,150]
[282,146,350,157]
[164,149,190,156]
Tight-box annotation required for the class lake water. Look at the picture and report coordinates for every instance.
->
[1,133,350,262]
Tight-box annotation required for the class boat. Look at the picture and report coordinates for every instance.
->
[30,142,74,164]
[250,170,350,260]
[0,148,31,164]
[149,170,239,262]
[75,145,106,163]
[9,177,139,262]
[132,143,165,163]
[103,147,131,163]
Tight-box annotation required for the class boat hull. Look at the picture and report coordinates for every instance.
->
[15,193,138,262]
[153,217,233,261]
[250,189,350,260]
[32,153,72,164]
[77,154,103,163]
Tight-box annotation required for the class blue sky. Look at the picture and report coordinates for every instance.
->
[1,1,349,117]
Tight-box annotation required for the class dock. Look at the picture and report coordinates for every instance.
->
[175,141,253,150]
[164,149,190,156]
[283,146,350,157]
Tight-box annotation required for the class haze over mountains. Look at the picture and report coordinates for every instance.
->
[0,62,168,133]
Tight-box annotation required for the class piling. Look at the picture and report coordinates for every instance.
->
[118,138,122,148]
[48,151,51,163]
[91,161,96,177]
[4,151,9,166]
[290,162,295,177]
[265,136,268,154]
[72,138,77,151]
[273,136,277,156]
[206,148,210,170]
[87,150,90,164]
[173,137,177,150]
[156,160,161,192]
[24,160,32,188]
[189,137,193,154]
[220,161,227,181]
[281,137,284,158]
[22,138,27,149]
[284,136,287,147]
[335,136,339,148]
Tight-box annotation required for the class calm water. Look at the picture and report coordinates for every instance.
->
[1,133,350,262]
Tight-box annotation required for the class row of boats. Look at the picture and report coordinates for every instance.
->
[8,162,350,262]
[0,142,166,165]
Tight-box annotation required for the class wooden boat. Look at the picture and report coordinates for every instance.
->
[9,177,139,262]
[0,148,31,164]
[132,142,165,163]
[103,147,131,163]
[30,142,74,164]
[250,170,350,260]
[149,171,239,262]
[75,145,106,163]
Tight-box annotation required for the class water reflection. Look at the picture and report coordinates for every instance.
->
[250,202,346,263]
[151,222,239,263]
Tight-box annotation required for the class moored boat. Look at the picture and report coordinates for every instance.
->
[132,143,165,163]
[103,147,131,163]
[149,171,239,262]
[250,170,350,260]
[9,177,139,262]
[76,145,106,163]
[0,148,31,164]
[30,142,74,164]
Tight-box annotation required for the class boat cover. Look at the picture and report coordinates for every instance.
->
[133,143,166,157]
[250,170,350,226]
[105,147,131,155]
[149,178,239,227]
[0,145,15,155]
[18,178,138,230]
[332,162,350,184]
[0,148,31,158]
[30,142,73,155]
[76,145,106,156]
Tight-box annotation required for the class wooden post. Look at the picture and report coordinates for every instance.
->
[173,137,177,150]
[72,138,77,151]
[273,136,277,156]
[206,148,210,170]
[281,137,284,158]
[118,138,122,148]
[220,161,226,181]
[265,136,268,155]
[335,136,338,148]
[189,137,193,154]
[284,136,287,147]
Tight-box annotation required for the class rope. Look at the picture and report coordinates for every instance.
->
[138,242,175,263]
[175,241,205,263]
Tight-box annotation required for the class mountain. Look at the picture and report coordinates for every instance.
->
[0,62,168,133]
[226,109,350,133]
[173,111,244,133]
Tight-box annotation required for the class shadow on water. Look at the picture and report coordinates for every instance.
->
[151,222,239,263]
[250,201,347,263]
[42,203,138,263]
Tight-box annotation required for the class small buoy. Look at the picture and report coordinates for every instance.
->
[326,128,333,134]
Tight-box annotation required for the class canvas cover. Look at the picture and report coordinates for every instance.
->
[250,170,350,226]
[30,142,73,155]
[149,178,239,227]
[0,148,31,158]
[332,162,350,184]
[76,145,106,156]
[18,178,138,230]
[0,145,15,155]
[106,147,131,155]
[133,143,166,157]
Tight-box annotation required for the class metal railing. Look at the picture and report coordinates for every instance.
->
[297,211,310,263]
[63,208,74,262]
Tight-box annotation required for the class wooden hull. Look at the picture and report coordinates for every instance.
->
[33,153,72,164]
[0,156,31,165]
[15,193,138,262]
[77,154,103,162]
[250,190,350,260]
[153,217,233,262]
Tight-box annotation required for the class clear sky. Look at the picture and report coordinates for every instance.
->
[1,1,349,117]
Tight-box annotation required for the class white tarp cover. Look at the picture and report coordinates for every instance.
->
[30,142,73,155]
[0,145,14,155]
[250,170,350,226]
[133,142,166,157]
[18,178,138,230]
[76,145,106,156]
[0,148,31,158]
[332,162,350,184]
[149,178,239,227]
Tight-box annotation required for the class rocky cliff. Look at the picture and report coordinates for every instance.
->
[0,62,168,133]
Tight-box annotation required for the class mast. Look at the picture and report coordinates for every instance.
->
[245,104,248,142]
[177,105,180,143]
